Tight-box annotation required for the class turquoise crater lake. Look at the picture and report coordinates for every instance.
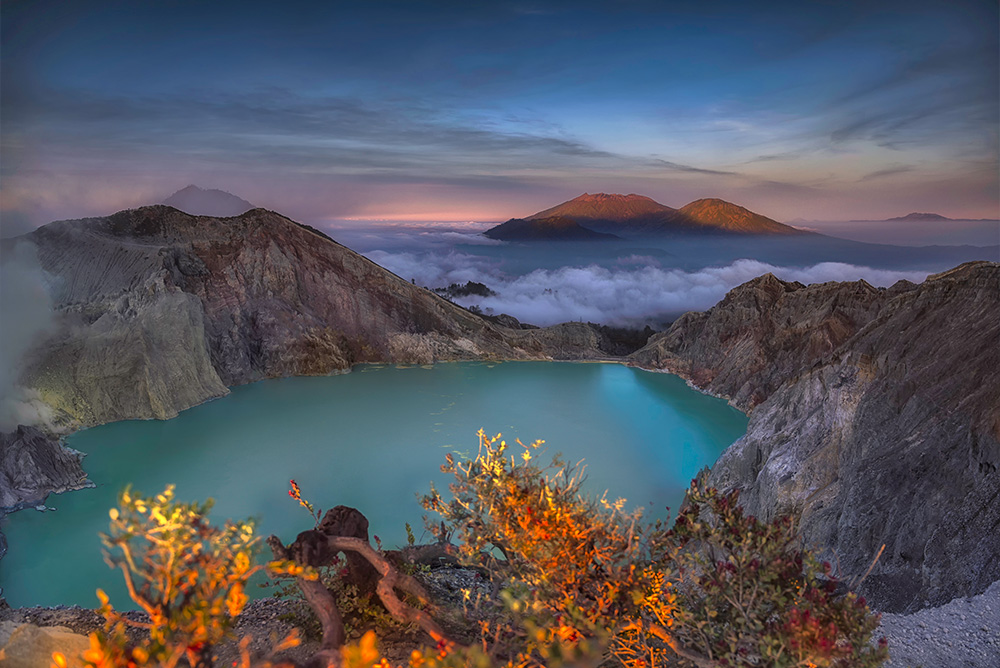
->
[0,362,746,607]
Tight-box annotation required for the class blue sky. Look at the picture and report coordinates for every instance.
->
[2,0,997,230]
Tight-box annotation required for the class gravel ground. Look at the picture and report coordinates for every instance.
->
[876,579,1000,668]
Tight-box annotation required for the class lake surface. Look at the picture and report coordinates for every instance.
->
[0,362,746,608]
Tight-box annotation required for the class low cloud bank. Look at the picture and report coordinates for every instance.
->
[328,222,500,254]
[366,251,929,327]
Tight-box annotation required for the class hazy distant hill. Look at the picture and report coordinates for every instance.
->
[483,215,621,241]
[162,185,254,217]
[484,193,804,240]
[885,212,951,221]
[847,212,999,223]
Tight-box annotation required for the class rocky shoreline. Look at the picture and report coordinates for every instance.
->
[0,426,92,513]
[0,426,94,562]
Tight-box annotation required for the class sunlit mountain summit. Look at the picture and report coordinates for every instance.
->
[484,193,805,240]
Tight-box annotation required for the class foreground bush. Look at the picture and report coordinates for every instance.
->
[421,430,888,667]
[56,485,296,668]
[66,431,888,667]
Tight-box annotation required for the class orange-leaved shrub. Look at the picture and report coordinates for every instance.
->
[420,430,888,668]
[57,485,297,668]
[61,429,889,668]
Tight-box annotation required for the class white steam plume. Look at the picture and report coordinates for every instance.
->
[0,242,59,430]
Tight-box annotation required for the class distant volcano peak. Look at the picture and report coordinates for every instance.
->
[681,198,756,216]
[679,198,795,234]
[484,192,805,240]
[886,212,951,222]
[530,192,675,222]
[576,192,655,202]
[162,185,254,217]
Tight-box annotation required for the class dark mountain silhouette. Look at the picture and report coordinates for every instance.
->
[162,185,255,217]
[848,212,992,223]
[484,193,805,240]
[887,212,950,221]
[483,216,621,241]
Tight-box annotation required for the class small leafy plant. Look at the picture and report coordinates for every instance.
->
[59,485,296,668]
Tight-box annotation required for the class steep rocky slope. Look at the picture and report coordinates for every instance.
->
[0,426,91,515]
[631,261,1000,612]
[14,206,604,431]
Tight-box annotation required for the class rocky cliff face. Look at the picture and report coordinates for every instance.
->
[14,206,605,430]
[631,261,1000,612]
[0,426,91,514]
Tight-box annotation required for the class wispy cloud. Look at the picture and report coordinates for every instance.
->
[859,165,914,182]
[648,159,740,177]
[5,85,628,177]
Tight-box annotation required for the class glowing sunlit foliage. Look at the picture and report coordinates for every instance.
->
[66,485,287,668]
[288,478,322,528]
[419,430,888,667]
[62,431,887,668]
[423,431,650,626]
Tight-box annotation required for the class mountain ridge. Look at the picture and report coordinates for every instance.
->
[486,193,805,239]
[10,205,614,432]
[162,185,255,217]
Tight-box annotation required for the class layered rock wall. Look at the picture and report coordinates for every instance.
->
[15,206,608,431]
[631,261,1000,611]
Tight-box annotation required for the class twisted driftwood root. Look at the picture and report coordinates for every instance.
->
[267,507,457,665]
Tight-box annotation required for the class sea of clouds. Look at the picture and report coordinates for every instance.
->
[365,250,930,327]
